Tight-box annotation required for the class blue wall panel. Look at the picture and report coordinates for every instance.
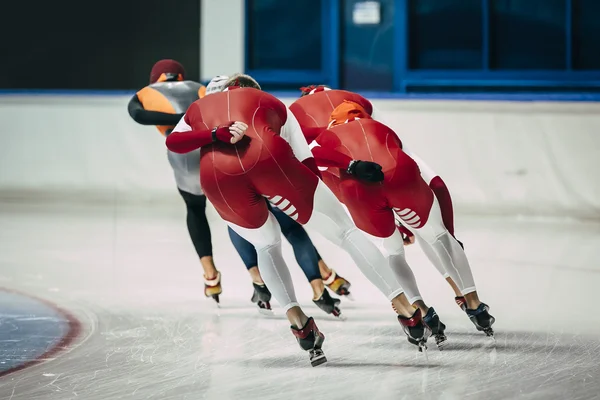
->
[342,0,395,91]
[245,0,600,94]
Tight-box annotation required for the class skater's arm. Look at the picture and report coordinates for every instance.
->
[313,132,384,182]
[166,115,213,153]
[127,94,185,126]
[280,109,322,177]
[310,145,353,169]
[280,109,315,162]
[300,126,326,143]
[311,131,353,169]
[166,115,239,153]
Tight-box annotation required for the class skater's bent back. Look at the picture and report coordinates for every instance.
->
[186,88,288,139]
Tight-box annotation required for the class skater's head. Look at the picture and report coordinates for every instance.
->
[223,73,261,90]
[328,100,371,128]
[205,75,229,95]
[299,85,331,97]
[149,59,186,84]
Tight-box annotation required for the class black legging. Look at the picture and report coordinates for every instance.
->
[178,189,213,258]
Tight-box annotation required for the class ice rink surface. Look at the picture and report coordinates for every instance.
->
[0,199,599,400]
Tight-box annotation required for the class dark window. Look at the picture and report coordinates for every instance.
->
[408,0,483,69]
[490,0,566,70]
[573,0,600,70]
[0,0,200,90]
[342,0,394,91]
[247,0,322,70]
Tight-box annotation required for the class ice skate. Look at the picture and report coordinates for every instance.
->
[204,271,222,305]
[423,307,448,348]
[291,317,327,367]
[455,296,467,311]
[323,269,353,299]
[251,282,273,315]
[313,289,345,319]
[466,303,495,337]
[398,309,431,352]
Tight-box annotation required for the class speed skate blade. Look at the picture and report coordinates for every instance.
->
[434,334,448,349]
[310,349,327,367]
[422,346,429,362]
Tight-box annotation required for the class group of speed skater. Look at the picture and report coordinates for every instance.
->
[128,59,496,367]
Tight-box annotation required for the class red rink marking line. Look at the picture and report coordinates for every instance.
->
[0,287,82,378]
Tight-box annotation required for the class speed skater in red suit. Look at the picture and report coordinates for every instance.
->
[165,74,440,364]
[290,87,496,337]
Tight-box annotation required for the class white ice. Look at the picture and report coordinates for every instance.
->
[0,199,599,400]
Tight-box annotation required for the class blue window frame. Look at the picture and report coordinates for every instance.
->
[245,0,340,89]
[247,0,322,71]
[573,0,600,70]
[489,0,567,70]
[244,0,600,93]
[408,0,483,70]
[341,0,395,91]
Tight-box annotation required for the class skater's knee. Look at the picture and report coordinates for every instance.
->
[180,190,207,209]
[416,222,449,245]
[282,224,310,245]
[255,237,282,252]
[338,226,361,245]
[382,229,405,256]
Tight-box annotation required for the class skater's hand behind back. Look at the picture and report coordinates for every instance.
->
[229,121,248,144]
[347,160,384,182]
[212,121,248,144]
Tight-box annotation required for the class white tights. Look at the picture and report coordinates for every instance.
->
[405,196,476,295]
[362,228,424,305]
[228,180,404,311]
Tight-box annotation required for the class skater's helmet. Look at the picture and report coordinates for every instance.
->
[299,85,331,97]
[149,59,186,84]
[205,75,230,95]
[223,73,261,90]
[328,100,371,128]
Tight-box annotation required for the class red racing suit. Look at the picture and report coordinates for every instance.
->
[313,117,434,238]
[290,88,457,237]
[166,87,320,229]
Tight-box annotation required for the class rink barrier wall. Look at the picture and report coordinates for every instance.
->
[0,95,599,220]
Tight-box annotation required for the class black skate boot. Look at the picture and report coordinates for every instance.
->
[423,307,448,348]
[204,272,222,305]
[323,269,353,299]
[398,309,431,352]
[291,317,327,367]
[313,289,344,319]
[455,296,467,311]
[466,303,495,337]
[251,282,273,315]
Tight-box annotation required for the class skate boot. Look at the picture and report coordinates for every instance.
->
[291,317,327,367]
[251,282,273,315]
[204,271,222,305]
[323,269,352,298]
[313,289,344,319]
[455,296,467,311]
[466,303,495,337]
[423,307,448,348]
[398,309,431,352]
